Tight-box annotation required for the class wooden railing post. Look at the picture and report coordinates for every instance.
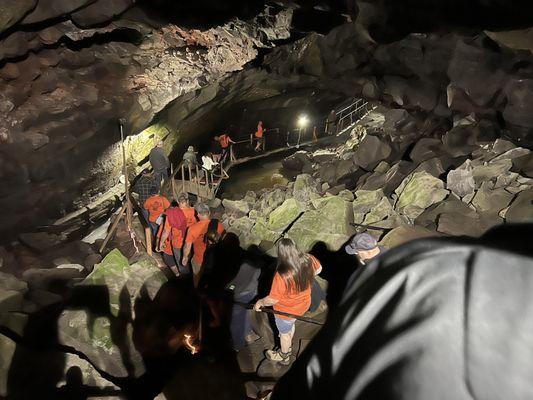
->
[181,164,185,193]
[145,226,152,256]
[170,164,176,198]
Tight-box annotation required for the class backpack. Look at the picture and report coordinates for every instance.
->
[204,218,221,247]
[165,207,187,238]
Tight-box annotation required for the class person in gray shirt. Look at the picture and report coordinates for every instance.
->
[149,140,170,187]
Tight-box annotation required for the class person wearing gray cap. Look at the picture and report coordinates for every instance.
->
[345,233,387,265]
[182,145,199,167]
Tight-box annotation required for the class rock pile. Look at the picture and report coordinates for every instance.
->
[0,246,170,397]
[223,115,533,252]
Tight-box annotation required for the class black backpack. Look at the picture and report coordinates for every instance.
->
[204,218,221,247]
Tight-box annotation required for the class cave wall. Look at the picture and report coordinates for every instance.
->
[0,0,294,240]
[2,0,533,241]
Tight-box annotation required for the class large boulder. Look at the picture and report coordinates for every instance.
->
[292,174,320,203]
[21,267,83,293]
[282,151,313,174]
[471,159,513,187]
[416,197,478,230]
[380,226,438,249]
[0,272,28,313]
[253,188,286,215]
[446,161,476,198]
[471,182,515,218]
[352,135,392,170]
[352,189,384,223]
[267,198,303,231]
[0,333,120,399]
[57,249,167,378]
[222,199,250,218]
[287,196,354,252]
[0,0,37,33]
[395,171,449,219]
[442,126,480,157]
[506,189,533,223]
[437,212,485,237]
[409,138,443,164]
[228,217,258,249]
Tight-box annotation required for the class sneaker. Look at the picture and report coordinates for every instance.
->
[265,348,291,366]
[244,331,261,344]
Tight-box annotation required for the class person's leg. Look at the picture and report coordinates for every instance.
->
[231,290,258,351]
[153,170,163,188]
[191,259,202,288]
[266,317,295,365]
[172,247,190,275]
[162,252,176,267]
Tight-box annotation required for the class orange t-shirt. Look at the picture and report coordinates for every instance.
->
[144,195,170,222]
[269,255,321,319]
[255,124,263,138]
[181,206,197,227]
[158,219,184,254]
[185,219,225,265]
[219,134,231,148]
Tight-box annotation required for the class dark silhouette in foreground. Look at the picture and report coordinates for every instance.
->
[272,223,533,400]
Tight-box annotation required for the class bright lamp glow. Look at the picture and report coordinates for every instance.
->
[297,115,309,128]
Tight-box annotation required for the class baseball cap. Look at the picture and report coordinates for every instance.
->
[177,192,189,202]
[345,233,378,255]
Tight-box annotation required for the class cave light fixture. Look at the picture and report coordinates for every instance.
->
[297,114,310,129]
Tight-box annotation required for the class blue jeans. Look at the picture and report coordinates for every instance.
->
[231,290,257,351]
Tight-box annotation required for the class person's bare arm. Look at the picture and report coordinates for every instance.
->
[182,243,192,265]
[158,228,170,252]
[253,296,278,311]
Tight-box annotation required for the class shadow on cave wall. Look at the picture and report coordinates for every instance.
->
[3,277,201,400]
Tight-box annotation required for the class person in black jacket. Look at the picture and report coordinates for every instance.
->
[149,140,170,187]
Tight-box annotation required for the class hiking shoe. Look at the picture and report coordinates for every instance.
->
[265,348,291,366]
[244,331,261,344]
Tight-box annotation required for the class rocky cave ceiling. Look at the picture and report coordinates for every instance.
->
[1,0,533,241]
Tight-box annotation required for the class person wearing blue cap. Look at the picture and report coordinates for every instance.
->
[345,232,387,265]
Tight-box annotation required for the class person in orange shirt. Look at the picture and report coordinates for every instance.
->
[156,204,187,275]
[218,133,235,161]
[253,238,322,365]
[176,192,197,227]
[182,202,225,288]
[143,191,170,238]
[254,121,264,152]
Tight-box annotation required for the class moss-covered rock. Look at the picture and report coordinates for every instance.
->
[251,219,280,243]
[267,198,302,231]
[293,174,320,203]
[57,249,167,378]
[287,196,354,252]
[380,226,438,248]
[222,199,250,217]
[352,189,384,223]
[395,171,449,219]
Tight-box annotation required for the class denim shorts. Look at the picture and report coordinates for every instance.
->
[275,316,295,334]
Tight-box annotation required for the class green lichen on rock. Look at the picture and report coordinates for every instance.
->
[352,189,384,223]
[395,171,449,219]
[288,196,354,252]
[363,197,396,225]
[251,219,279,243]
[57,249,166,378]
[267,198,302,231]
[292,174,320,203]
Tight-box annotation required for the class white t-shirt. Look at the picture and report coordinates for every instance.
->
[202,156,218,171]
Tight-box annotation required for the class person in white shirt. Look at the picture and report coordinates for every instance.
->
[202,152,218,171]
